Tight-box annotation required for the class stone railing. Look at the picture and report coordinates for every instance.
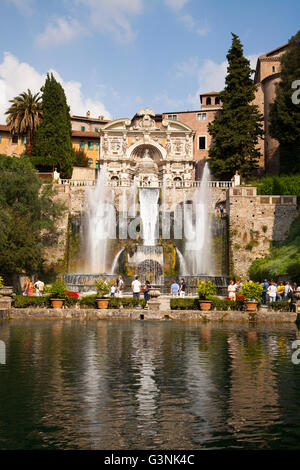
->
[58,179,235,189]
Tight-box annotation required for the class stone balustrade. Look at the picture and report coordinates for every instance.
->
[58,179,235,189]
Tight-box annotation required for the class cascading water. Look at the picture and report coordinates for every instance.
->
[85,166,116,273]
[139,188,159,246]
[110,247,125,275]
[183,163,213,275]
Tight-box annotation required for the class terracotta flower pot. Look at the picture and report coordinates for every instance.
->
[245,301,258,311]
[51,298,64,309]
[199,300,212,311]
[96,299,109,309]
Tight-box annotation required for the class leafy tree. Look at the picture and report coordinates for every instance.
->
[72,147,89,167]
[208,33,264,180]
[0,154,66,284]
[33,73,73,178]
[5,89,42,156]
[269,30,300,173]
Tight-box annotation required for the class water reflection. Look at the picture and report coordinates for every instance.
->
[0,320,300,449]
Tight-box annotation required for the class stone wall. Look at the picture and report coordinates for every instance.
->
[227,187,298,279]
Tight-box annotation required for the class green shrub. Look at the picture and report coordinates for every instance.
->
[64,296,78,308]
[240,281,263,301]
[95,279,110,298]
[79,294,97,309]
[197,281,216,300]
[13,295,51,308]
[0,276,3,289]
[267,301,290,311]
[170,298,199,310]
[49,281,67,299]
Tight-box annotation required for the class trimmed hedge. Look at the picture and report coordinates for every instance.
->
[266,301,290,311]
[13,295,51,308]
[170,297,246,311]
[79,296,146,309]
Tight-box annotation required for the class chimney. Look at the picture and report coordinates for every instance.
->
[99,115,104,120]
[86,111,90,118]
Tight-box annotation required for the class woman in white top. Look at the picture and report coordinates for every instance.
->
[117,275,124,298]
[268,282,277,302]
[227,280,236,301]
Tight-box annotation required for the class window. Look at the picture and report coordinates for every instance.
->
[81,126,85,131]
[197,113,207,120]
[88,141,94,149]
[206,97,211,105]
[96,142,99,150]
[80,141,85,149]
[94,127,99,132]
[168,114,177,120]
[12,135,18,144]
[0,136,2,144]
[22,136,27,144]
[88,159,93,168]
[215,97,220,105]
[198,136,206,150]
[272,66,275,73]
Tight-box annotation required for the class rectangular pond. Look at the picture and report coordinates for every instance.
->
[0,319,300,450]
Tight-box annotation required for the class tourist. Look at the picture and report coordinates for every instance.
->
[143,280,151,309]
[261,279,269,305]
[234,280,242,293]
[267,282,277,302]
[170,280,179,297]
[34,279,45,296]
[227,280,236,301]
[284,281,293,301]
[117,275,124,298]
[110,279,116,297]
[289,283,297,313]
[219,204,224,218]
[277,281,285,301]
[131,276,141,299]
[23,276,30,296]
[28,281,34,297]
[179,278,186,298]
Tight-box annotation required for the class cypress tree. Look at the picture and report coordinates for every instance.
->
[269,30,300,174]
[34,73,73,178]
[208,33,264,180]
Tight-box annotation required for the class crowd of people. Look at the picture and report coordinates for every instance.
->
[227,279,298,309]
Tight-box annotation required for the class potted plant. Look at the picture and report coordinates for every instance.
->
[197,280,216,310]
[240,282,263,311]
[95,279,110,309]
[49,280,67,308]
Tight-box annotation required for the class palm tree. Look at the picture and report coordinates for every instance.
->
[5,89,43,156]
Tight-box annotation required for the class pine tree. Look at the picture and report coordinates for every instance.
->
[269,30,300,174]
[34,73,73,178]
[208,33,264,180]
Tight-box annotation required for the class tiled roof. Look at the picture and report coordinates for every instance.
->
[0,124,9,131]
[72,130,100,138]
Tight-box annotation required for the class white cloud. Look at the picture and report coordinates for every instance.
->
[0,52,111,123]
[36,17,85,48]
[6,0,34,16]
[36,0,144,47]
[180,14,210,36]
[175,56,199,77]
[164,0,190,10]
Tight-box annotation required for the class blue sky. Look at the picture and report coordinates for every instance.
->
[0,0,299,121]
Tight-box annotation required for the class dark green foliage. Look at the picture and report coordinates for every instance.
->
[79,296,146,309]
[208,33,263,180]
[0,155,66,283]
[266,301,290,312]
[79,294,97,309]
[33,73,73,178]
[269,30,300,173]
[13,295,51,308]
[49,280,67,299]
[170,298,199,310]
[170,297,245,311]
[249,216,300,283]
[249,174,300,203]
[72,148,89,167]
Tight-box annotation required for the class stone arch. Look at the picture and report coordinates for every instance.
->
[137,259,163,284]
[126,140,166,161]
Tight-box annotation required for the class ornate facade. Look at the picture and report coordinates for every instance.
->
[99,108,195,187]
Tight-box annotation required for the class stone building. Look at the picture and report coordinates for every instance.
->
[98,108,195,186]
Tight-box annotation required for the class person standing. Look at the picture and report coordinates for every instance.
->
[117,275,124,298]
[143,280,151,309]
[110,279,116,297]
[34,279,44,296]
[227,280,236,301]
[170,280,179,297]
[179,279,186,298]
[24,276,30,296]
[28,281,33,297]
[277,281,285,301]
[284,281,292,301]
[261,279,269,305]
[268,282,277,303]
[131,276,141,299]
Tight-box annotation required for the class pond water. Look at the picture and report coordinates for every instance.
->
[0,319,300,450]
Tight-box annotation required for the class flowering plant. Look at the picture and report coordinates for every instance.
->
[66,291,79,298]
